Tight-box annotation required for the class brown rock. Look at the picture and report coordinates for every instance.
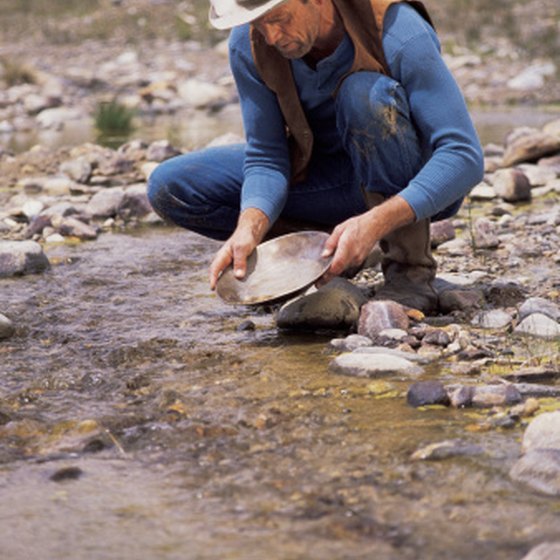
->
[358,300,409,339]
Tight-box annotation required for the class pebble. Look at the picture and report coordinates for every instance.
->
[522,411,560,452]
[0,313,15,339]
[520,542,560,560]
[329,352,423,378]
[0,240,50,277]
[518,297,560,322]
[491,168,532,202]
[471,309,513,329]
[410,439,484,461]
[329,334,373,352]
[514,313,560,339]
[357,300,409,339]
[406,380,450,407]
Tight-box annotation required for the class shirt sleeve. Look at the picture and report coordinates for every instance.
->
[229,27,291,224]
[383,5,485,220]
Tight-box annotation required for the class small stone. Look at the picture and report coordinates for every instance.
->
[502,128,560,167]
[430,219,455,248]
[471,309,513,329]
[510,449,560,496]
[0,313,15,339]
[358,300,409,339]
[522,411,560,452]
[236,320,255,332]
[472,217,500,249]
[519,297,560,322]
[448,385,475,408]
[520,542,560,560]
[407,380,450,407]
[411,439,483,461]
[54,217,98,240]
[50,466,84,482]
[491,168,532,202]
[0,240,50,277]
[59,157,92,183]
[146,140,181,162]
[329,334,372,352]
[471,384,522,408]
[86,187,126,219]
[329,352,423,378]
[422,329,451,347]
[514,314,560,339]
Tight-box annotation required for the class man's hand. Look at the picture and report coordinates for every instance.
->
[321,195,416,283]
[209,208,270,290]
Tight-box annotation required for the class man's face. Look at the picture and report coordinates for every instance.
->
[253,0,321,59]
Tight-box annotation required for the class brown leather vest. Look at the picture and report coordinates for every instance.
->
[249,0,433,183]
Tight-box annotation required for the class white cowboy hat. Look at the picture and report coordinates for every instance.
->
[209,0,287,30]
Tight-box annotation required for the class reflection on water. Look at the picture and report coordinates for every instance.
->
[2,104,559,154]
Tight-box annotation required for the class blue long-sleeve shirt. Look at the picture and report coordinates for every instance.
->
[229,3,484,224]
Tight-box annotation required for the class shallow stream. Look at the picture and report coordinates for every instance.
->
[1,227,559,559]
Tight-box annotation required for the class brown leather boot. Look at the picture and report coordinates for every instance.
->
[364,192,439,314]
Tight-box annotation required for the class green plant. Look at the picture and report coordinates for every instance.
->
[94,99,135,137]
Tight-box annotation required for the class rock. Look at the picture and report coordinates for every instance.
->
[422,329,451,347]
[448,385,475,408]
[177,79,229,109]
[436,285,485,314]
[118,184,152,220]
[522,411,560,452]
[507,61,556,91]
[146,140,181,162]
[21,199,44,220]
[0,313,15,339]
[491,169,532,202]
[469,183,497,200]
[472,384,522,407]
[86,187,125,219]
[276,278,367,332]
[354,346,431,363]
[514,383,560,399]
[485,280,527,307]
[329,352,423,378]
[406,380,450,407]
[519,297,560,322]
[54,216,99,240]
[471,309,513,329]
[378,328,408,341]
[514,314,560,339]
[520,542,560,560]
[59,157,92,183]
[0,240,50,277]
[504,367,560,383]
[502,129,560,167]
[358,300,409,339]
[510,449,560,496]
[410,439,483,461]
[329,334,372,352]
[517,163,558,187]
[36,107,86,129]
[430,219,455,248]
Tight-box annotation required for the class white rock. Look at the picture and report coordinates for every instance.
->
[177,79,228,109]
[36,107,86,129]
[329,352,423,378]
[522,411,560,452]
[514,313,560,339]
[507,61,556,91]
[471,309,513,329]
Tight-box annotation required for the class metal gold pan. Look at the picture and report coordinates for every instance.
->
[216,231,333,305]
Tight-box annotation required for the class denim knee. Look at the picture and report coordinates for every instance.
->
[146,159,175,218]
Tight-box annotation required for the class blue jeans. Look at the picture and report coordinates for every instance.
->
[148,72,435,241]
